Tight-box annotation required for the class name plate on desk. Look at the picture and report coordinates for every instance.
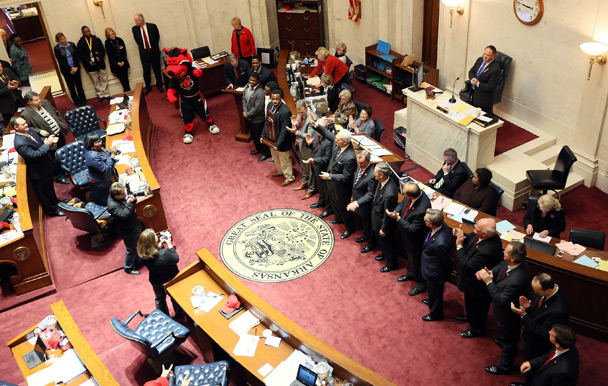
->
[262,110,277,148]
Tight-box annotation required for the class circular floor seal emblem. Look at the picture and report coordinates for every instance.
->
[220,209,335,283]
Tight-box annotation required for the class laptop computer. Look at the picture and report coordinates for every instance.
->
[523,237,557,256]
[289,364,318,386]
[22,336,47,369]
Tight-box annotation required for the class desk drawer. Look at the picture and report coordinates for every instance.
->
[280,39,317,56]
[278,12,319,31]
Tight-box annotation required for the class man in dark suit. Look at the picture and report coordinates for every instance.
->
[467,45,501,115]
[0,61,21,123]
[420,208,453,321]
[453,217,503,338]
[263,88,294,186]
[287,100,319,199]
[511,273,570,361]
[54,32,86,107]
[132,13,164,94]
[346,150,377,250]
[478,241,531,375]
[224,54,251,89]
[251,55,277,87]
[77,26,110,103]
[11,117,64,217]
[515,324,579,386]
[386,183,431,293]
[316,125,357,240]
[305,123,333,213]
[427,148,469,198]
[107,182,144,275]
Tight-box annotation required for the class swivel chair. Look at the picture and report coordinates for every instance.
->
[373,117,385,143]
[58,202,113,246]
[340,83,356,101]
[492,51,513,105]
[191,46,211,60]
[65,105,106,142]
[488,182,504,216]
[352,100,369,116]
[569,228,606,251]
[55,141,89,189]
[170,361,230,386]
[526,145,577,198]
[110,309,190,362]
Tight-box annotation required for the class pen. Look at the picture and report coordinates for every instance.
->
[254,328,257,336]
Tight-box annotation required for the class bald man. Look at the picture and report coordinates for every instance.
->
[453,217,503,338]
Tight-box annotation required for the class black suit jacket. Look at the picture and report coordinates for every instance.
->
[54,42,81,76]
[14,130,55,180]
[394,193,431,253]
[76,35,106,72]
[224,60,251,87]
[311,134,332,172]
[21,100,68,137]
[431,160,469,197]
[468,57,501,108]
[370,179,398,233]
[528,346,579,386]
[523,205,566,238]
[132,23,161,56]
[421,224,453,281]
[456,233,503,293]
[326,84,340,112]
[107,195,143,238]
[263,102,293,152]
[254,65,277,87]
[105,37,130,74]
[314,125,357,187]
[352,164,376,205]
[486,261,531,329]
[523,290,570,360]
[0,66,20,114]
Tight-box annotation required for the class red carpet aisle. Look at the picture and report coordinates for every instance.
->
[22,40,56,74]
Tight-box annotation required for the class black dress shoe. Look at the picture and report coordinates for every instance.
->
[421,298,429,305]
[55,176,70,184]
[98,97,104,103]
[460,329,482,339]
[494,338,504,348]
[355,236,368,243]
[422,314,441,322]
[124,268,141,275]
[319,211,331,218]
[380,266,393,273]
[310,202,321,209]
[144,87,151,95]
[257,154,269,162]
[375,255,384,261]
[510,383,525,386]
[409,287,423,296]
[340,230,353,239]
[49,210,65,217]
[330,218,343,225]
[456,314,468,322]
[397,274,414,282]
[158,86,165,93]
[250,149,261,155]
[484,365,511,375]
[360,245,373,253]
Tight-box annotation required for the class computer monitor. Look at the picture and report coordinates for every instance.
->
[409,63,425,92]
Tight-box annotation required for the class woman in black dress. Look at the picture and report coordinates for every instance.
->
[137,229,184,317]
[524,194,566,238]
[104,27,130,92]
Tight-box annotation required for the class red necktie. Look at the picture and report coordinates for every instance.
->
[401,200,412,218]
[499,265,508,279]
[27,134,38,143]
[538,297,545,308]
[541,350,556,368]
[142,27,151,51]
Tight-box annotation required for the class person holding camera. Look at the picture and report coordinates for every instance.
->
[85,133,118,206]
[108,182,144,275]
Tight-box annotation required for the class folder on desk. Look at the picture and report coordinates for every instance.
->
[473,115,498,127]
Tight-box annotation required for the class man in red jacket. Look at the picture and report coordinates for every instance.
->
[231,17,256,66]
[307,47,349,86]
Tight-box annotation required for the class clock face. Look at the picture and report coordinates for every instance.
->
[514,0,543,25]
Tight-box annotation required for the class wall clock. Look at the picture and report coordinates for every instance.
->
[513,0,543,26]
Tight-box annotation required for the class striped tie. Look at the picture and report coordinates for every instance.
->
[36,108,60,136]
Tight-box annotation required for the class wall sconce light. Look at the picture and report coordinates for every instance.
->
[92,0,105,18]
[580,42,608,80]
[441,0,464,28]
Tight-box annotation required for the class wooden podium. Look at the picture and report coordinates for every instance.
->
[222,88,250,143]
[261,109,277,148]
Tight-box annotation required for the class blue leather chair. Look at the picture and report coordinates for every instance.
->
[58,201,111,236]
[65,105,106,141]
[110,310,190,361]
[0,381,18,386]
[170,361,230,386]
[55,141,89,188]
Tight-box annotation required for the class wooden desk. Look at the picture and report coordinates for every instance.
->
[417,183,608,342]
[7,300,119,385]
[221,88,250,142]
[350,134,405,171]
[0,86,55,295]
[166,248,398,386]
[404,87,503,171]
[105,83,168,231]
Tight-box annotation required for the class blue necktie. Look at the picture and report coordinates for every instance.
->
[473,62,486,89]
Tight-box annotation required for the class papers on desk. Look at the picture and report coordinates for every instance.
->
[258,363,274,377]
[26,363,56,386]
[573,255,599,269]
[533,232,552,243]
[555,241,586,256]
[115,154,131,165]
[355,136,377,147]
[496,220,516,235]
[53,349,87,384]
[306,76,321,87]
[599,260,608,272]
[229,310,260,336]
[0,230,23,246]
[235,86,245,92]
[264,334,282,348]
[199,291,223,312]
[432,196,452,211]
[264,350,312,386]
[110,96,133,105]
[369,148,393,157]
[109,109,128,124]
[0,133,15,150]
[232,333,260,357]
[116,140,136,154]
[444,202,466,217]
[202,57,218,65]
[106,123,126,136]
[501,229,526,242]
[369,155,383,163]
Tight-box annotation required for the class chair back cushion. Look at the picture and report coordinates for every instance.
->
[134,309,190,357]
[340,83,356,100]
[191,46,211,60]
[58,202,103,234]
[56,142,88,173]
[373,118,385,142]
[492,51,513,105]
[554,146,577,174]
[570,228,606,250]
[65,106,102,139]
[488,182,504,216]
[352,100,369,115]
[174,361,230,386]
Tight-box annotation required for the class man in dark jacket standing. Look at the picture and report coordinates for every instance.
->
[107,182,144,275]
[263,88,294,186]
[54,32,86,107]
[132,13,164,94]
[77,26,110,103]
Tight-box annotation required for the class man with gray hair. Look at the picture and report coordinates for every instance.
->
[453,217,503,338]
[132,13,163,94]
[315,124,357,239]
[21,91,67,150]
[420,208,453,321]
[289,99,319,199]
[224,53,251,89]
[346,150,377,249]
[427,148,469,197]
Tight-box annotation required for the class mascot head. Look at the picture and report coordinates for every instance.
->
[164,47,192,79]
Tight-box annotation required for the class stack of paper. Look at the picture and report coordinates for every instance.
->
[501,229,526,242]
[555,241,586,256]
[264,350,311,386]
[108,110,127,124]
[532,233,552,243]
[496,220,516,235]
[229,310,260,336]
[573,255,599,269]
[444,202,466,217]
[233,333,260,357]
[53,349,87,384]
[431,196,452,211]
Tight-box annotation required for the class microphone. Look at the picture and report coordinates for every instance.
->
[449,76,460,104]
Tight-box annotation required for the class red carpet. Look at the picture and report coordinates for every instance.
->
[22,39,56,74]
[493,117,538,156]
[0,85,607,385]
